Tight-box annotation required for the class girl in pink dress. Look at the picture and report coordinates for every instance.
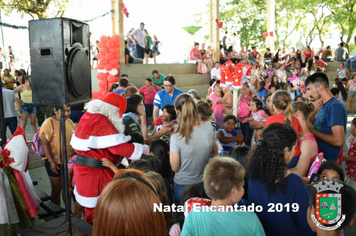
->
[244,97,269,140]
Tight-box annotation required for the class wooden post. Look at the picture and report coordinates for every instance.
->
[111,0,125,64]
[210,0,220,62]
[233,89,238,118]
[266,0,275,52]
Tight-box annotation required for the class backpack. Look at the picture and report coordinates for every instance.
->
[31,119,54,157]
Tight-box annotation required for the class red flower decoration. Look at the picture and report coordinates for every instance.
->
[121,2,129,18]
[0,148,14,169]
[153,115,163,126]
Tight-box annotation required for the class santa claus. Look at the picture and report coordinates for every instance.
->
[70,92,148,224]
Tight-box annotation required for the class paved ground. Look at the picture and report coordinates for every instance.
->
[4,109,355,234]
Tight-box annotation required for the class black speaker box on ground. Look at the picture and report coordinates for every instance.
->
[29,18,92,106]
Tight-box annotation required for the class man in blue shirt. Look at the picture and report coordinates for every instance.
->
[153,75,183,120]
[113,78,128,95]
[305,73,347,161]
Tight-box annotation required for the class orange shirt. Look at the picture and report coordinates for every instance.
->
[266,113,303,156]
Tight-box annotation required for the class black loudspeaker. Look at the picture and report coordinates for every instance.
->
[29,18,92,106]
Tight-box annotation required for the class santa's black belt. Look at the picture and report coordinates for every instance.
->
[76,154,109,169]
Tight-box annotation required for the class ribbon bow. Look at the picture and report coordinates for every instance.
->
[0,149,14,169]
[215,19,223,29]
[121,2,129,18]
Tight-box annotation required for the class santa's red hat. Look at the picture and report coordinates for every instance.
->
[101,92,127,118]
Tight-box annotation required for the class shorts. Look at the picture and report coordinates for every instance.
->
[21,103,37,114]
[349,90,356,99]
[316,68,326,72]
[145,104,153,117]
[92,57,98,61]
[44,159,64,177]
[129,45,135,53]
[145,48,151,55]
[0,62,2,69]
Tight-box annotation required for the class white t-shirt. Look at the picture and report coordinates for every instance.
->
[232,37,240,52]
[211,67,220,80]
[131,28,145,48]
[278,51,289,62]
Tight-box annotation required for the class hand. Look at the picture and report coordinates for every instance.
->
[306,121,315,132]
[19,113,22,120]
[312,99,323,113]
[102,158,114,169]
[159,124,173,135]
[50,160,59,175]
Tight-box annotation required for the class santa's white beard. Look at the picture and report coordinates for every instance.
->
[85,100,125,134]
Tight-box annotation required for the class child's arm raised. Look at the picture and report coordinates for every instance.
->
[102,158,119,174]
[217,129,242,144]
[343,155,356,163]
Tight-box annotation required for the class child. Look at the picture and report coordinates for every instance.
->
[154,104,178,134]
[343,118,356,182]
[331,87,340,100]
[252,64,259,81]
[244,60,252,82]
[249,77,257,93]
[277,64,287,90]
[269,84,276,93]
[266,63,275,79]
[207,79,216,96]
[258,64,267,81]
[271,75,281,90]
[264,76,271,92]
[244,98,269,140]
[266,90,302,168]
[68,155,84,219]
[347,74,356,113]
[216,115,244,156]
[181,157,266,236]
[197,99,216,132]
[209,81,232,127]
[257,81,267,107]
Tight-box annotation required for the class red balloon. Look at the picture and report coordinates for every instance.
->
[101,90,109,96]
[98,42,106,48]
[263,32,268,38]
[105,53,114,60]
[113,53,120,59]
[114,41,120,48]
[92,91,100,99]
[99,87,106,92]
[96,53,104,60]
[100,36,109,43]
[97,96,103,100]
[97,63,105,70]
[96,72,107,80]
[108,75,116,83]
[114,64,120,70]
[109,59,118,66]
[111,35,120,42]
[100,58,109,65]
[99,79,107,88]
[106,40,115,48]
[99,47,109,55]
[269,31,273,37]
[109,47,118,54]
[105,64,113,71]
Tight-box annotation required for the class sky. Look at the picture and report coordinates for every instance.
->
[0,0,211,65]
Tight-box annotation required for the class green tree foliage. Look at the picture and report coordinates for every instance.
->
[0,0,69,19]
[220,0,267,49]
[327,0,356,51]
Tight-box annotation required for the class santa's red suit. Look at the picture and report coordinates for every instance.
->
[70,92,147,223]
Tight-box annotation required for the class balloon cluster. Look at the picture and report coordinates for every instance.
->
[263,31,273,39]
[220,60,243,89]
[92,35,121,99]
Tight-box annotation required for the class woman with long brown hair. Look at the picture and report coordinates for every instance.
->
[170,94,217,205]
[93,169,166,236]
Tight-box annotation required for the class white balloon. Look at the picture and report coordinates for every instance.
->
[98,69,107,73]
[109,68,118,75]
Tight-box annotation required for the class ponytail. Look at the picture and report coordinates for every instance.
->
[272,90,293,126]
[283,104,293,126]
[174,94,197,144]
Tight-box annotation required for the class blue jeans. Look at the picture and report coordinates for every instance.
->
[346,58,356,70]
[5,116,18,134]
[174,182,204,206]
[135,44,145,59]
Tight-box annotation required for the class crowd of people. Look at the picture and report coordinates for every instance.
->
[3,34,356,235]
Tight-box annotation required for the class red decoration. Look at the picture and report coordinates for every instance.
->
[215,19,223,29]
[269,31,273,37]
[121,2,129,18]
[0,148,15,169]
[263,32,268,38]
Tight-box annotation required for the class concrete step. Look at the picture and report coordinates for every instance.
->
[129,74,211,88]
[179,84,210,98]
[119,63,198,76]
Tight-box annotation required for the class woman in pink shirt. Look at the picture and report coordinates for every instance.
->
[139,78,161,128]
[209,81,232,127]
[190,42,203,73]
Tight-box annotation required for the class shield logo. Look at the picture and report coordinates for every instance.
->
[315,193,342,225]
